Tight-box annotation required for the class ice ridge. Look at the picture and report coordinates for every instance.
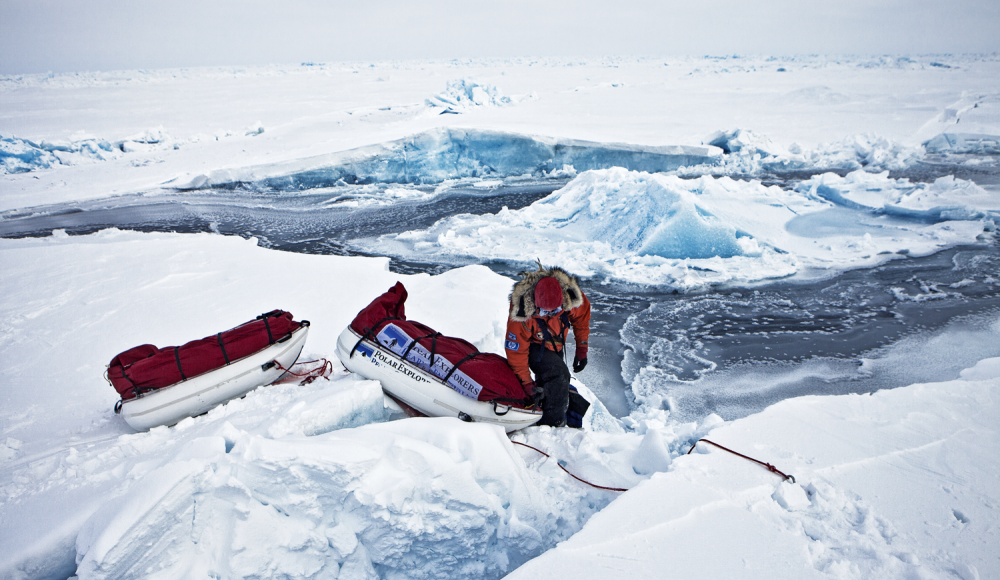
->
[166,128,722,190]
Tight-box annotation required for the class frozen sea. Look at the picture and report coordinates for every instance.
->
[2,55,1000,580]
[4,163,998,421]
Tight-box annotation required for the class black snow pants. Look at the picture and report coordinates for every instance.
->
[528,343,570,427]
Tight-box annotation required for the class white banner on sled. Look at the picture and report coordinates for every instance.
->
[376,324,484,400]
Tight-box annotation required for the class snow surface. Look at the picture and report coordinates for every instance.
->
[508,370,1000,580]
[1,230,997,580]
[2,54,1000,580]
[0,230,714,580]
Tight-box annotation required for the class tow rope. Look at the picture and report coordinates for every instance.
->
[687,438,796,483]
[273,358,334,385]
[511,440,629,492]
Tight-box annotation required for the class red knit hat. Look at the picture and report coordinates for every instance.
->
[534,277,563,311]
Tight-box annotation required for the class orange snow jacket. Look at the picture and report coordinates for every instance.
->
[505,293,591,385]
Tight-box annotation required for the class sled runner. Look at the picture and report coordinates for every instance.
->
[107,310,309,431]
[337,282,543,432]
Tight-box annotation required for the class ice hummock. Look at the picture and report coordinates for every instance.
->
[1,134,119,174]
[695,129,926,175]
[4,53,1000,580]
[924,132,1000,155]
[366,167,996,289]
[425,78,514,112]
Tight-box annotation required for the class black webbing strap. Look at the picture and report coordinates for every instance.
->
[429,334,440,369]
[490,396,533,405]
[263,317,274,345]
[349,317,403,359]
[533,311,571,363]
[118,364,138,398]
[402,332,441,363]
[441,351,480,384]
[488,396,534,412]
[119,364,137,389]
[174,346,187,381]
[217,332,230,364]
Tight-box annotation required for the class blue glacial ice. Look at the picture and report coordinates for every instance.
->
[166,128,723,190]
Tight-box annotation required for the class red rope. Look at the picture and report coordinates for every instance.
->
[274,359,333,385]
[511,440,629,492]
[687,438,795,483]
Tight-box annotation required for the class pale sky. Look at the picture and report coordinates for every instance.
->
[1,0,998,75]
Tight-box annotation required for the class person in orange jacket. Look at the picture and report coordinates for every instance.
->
[505,265,591,427]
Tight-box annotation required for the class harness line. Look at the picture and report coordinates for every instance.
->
[687,438,796,483]
[511,440,629,492]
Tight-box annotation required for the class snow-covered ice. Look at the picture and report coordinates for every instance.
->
[509,368,1000,579]
[2,229,997,580]
[0,230,708,580]
[2,54,1000,580]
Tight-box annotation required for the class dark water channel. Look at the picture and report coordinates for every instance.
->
[3,173,999,422]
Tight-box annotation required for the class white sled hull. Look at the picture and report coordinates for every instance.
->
[336,326,542,432]
[120,326,309,431]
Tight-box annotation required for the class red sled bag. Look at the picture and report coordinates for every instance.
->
[350,282,531,405]
[108,310,301,400]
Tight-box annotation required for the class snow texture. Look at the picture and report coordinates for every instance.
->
[0,230,714,580]
[509,372,1000,580]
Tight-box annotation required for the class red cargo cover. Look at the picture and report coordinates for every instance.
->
[108,310,301,400]
[349,282,531,404]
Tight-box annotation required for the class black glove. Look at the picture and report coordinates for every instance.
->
[572,356,588,373]
[525,380,544,408]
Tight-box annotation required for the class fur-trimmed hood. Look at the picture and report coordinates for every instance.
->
[509,264,585,322]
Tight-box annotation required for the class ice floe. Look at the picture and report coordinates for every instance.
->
[366,167,995,289]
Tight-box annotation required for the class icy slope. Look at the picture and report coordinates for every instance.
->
[508,364,1000,580]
